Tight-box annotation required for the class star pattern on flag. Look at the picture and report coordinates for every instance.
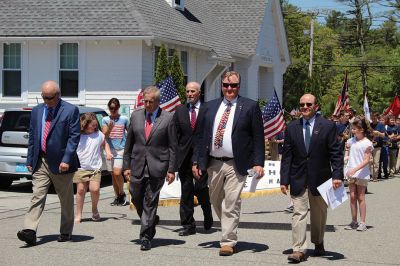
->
[262,90,286,139]
[157,76,182,112]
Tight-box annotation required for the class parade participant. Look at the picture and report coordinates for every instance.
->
[370,113,386,181]
[344,116,373,231]
[386,116,399,177]
[280,94,343,263]
[73,113,112,223]
[102,98,129,206]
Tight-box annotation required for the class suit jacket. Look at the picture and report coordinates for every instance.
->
[280,115,344,196]
[173,103,205,169]
[123,108,177,178]
[193,96,265,176]
[27,100,80,174]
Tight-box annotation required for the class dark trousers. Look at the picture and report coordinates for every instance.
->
[379,146,389,177]
[130,174,164,240]
[179,157,212,229]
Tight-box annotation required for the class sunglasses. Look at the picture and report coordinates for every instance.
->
[41,93,57,100]
[299,103,313,107]
[222,83,239,88]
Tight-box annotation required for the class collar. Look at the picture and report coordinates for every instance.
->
[223,97,238,106]
[303,115,316,125]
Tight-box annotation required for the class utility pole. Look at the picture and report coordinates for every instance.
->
[308,13,315,78]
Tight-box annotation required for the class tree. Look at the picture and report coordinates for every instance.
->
[154,44,169,84]
[169,50,186,102]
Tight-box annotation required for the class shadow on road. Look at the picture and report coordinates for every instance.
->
[283,248,345,261]
[131,238,186,248]
[199,240,269,253]
[19,234,94,247]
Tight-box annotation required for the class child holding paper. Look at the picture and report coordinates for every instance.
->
[344,116,373,231]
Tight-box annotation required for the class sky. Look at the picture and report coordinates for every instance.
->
[288,0,391,26]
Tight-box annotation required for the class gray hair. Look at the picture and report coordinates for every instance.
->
[143,86,161,102]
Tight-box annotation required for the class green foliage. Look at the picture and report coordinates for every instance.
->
[169,50,186,102]
[282,0,400,116]
[154,44,169,84]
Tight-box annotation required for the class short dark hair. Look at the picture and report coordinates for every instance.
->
[107,98,120,109]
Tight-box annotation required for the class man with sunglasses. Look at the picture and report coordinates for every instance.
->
[193,71,265,256]
[280,94,343,263]
[17,80,80,246]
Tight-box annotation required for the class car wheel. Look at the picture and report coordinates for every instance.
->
[0,178,13,189]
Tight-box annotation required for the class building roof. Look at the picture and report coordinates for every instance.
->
[0,0,270,59]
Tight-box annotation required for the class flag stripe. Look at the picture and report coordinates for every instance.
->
[262,89,286,139]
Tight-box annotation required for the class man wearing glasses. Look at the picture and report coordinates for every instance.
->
[17,80,80,246]
[193,71,265,256]
[280,94,343,263]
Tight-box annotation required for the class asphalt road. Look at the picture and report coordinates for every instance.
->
[0,176,399,266]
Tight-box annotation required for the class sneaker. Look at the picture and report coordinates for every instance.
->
[284,205,294,213]
[356,222,367,231]
[110,197,120,206]
[119,193,129,206]
[344,221,358,230]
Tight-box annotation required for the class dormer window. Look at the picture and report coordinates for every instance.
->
[165,0,184,11]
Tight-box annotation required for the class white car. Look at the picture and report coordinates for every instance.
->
[0,106,109,189]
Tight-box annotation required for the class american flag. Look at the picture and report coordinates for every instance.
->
[333,71,350,116]
[262,89,286,139]
[135,89,144,110]
[157,76,182,112]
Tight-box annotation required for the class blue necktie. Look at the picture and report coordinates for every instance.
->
[305,120,311,152]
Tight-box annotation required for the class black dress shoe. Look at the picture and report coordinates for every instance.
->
[179,227,196,236]
[17,229,37,246]
[140,239,151,251]
[204,216,213,230]
[57,234,72,242]
[313,242,326,256]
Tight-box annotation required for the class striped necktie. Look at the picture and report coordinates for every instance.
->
[42,109,53,153]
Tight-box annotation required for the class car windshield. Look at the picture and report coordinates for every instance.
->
[0,111,31,131]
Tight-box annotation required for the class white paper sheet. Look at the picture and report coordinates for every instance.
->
[317,178,348,210]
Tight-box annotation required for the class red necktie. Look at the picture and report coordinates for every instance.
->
[190,105,197,130]
[214,102,232,148]
[145,113,152,140]
[42,109,53,153]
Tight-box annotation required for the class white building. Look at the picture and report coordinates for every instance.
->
[0,0,290,113]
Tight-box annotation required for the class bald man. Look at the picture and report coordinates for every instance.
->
[173,82,213,237]
[17,80,80,246]
[280,94,343,263]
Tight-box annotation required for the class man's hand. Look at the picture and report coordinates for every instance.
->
[124,169,131,180]
[253,166,264,179]
[280,185,288,195]
[332,179,343,190]
[59,162,70,173]
[106,153,113,160]
[166,172,175,185]
[192,165,202,180]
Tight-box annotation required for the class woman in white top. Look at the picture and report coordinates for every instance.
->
[344,116,373,232]
[73,113,112,223]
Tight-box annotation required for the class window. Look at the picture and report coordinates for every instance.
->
[2,43,21,97]
[180,51,188,84]
[59,43,78,97]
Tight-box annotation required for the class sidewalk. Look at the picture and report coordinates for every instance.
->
[0,176,399,266]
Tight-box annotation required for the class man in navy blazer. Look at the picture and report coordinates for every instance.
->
[280,94,343,263]
[17,80,80,246]
[193,71,265,256]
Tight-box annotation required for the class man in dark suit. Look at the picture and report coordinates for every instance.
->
[193,71,265,256]
[173,81,213,236]
[280,93,343,263]
[17,80,80,246]
[123,86,177,251]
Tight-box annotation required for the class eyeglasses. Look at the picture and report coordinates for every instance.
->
[222,83,239,88]
[41,93,57,100]
[299,103,313,107]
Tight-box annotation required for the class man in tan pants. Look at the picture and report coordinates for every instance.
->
[193,71,265,256]
[17,81,80,246]
[280,94,343,263]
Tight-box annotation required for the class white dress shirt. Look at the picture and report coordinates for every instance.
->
[210,97,238,158]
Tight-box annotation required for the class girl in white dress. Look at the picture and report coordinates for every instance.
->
[344,116,373,231]
[73,113,112,223]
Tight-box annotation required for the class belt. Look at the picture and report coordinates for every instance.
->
[209,156,234,162]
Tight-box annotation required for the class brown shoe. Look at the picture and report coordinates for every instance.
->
[313,242,326,256]
[219,245,236,256]
[287,251,306,263]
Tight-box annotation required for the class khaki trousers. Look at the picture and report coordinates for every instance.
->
[24,157,74,235]
[388,148,398,175]
[207,158,246,247]
[291,188,327,253]
[371,147,381,180]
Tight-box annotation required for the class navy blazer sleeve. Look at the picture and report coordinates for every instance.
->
[62,106,80,165]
